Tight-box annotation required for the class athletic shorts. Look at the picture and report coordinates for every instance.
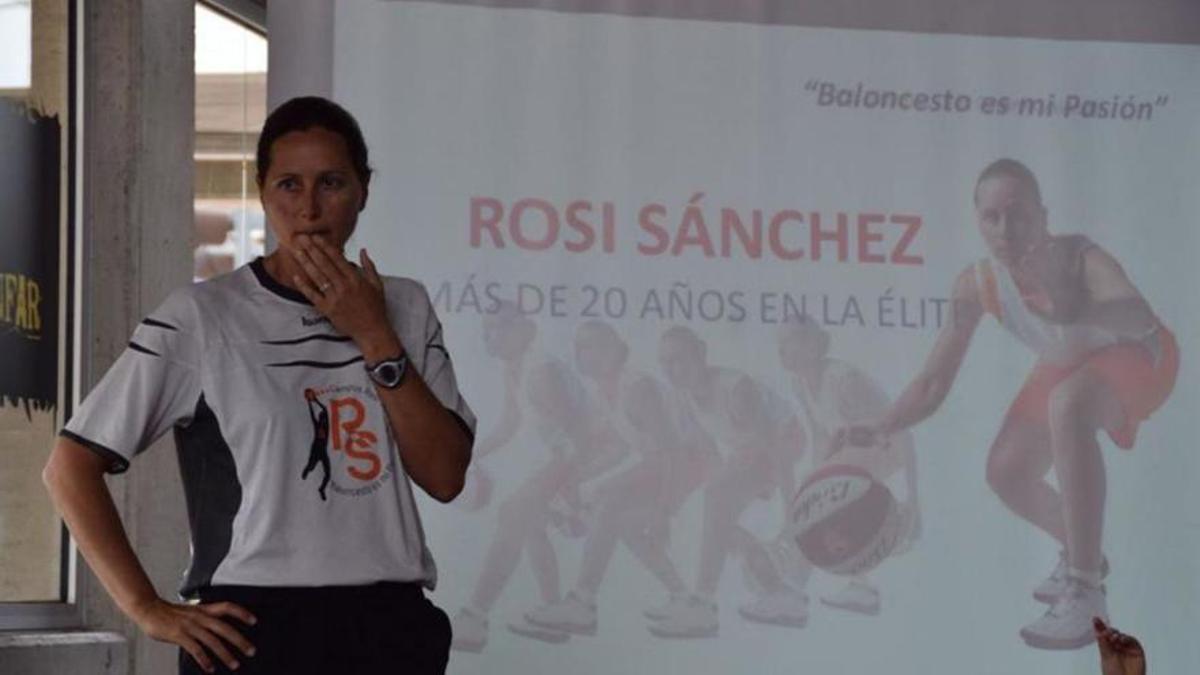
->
[1006,328,1179,449]
[179,582,451,675]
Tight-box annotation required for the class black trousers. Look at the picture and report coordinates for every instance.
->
[178,582,451,675]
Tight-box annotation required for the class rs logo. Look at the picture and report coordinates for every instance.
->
[331,397,381,481]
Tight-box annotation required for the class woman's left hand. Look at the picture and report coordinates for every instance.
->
[290,234,399,352]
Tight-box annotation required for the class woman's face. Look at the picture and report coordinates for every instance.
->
[574,323,621,379]
[482,311,531,361]
[259,127,366,253]
[777,327,824,375]
[974,174,1046,268]
[657,334,704,390]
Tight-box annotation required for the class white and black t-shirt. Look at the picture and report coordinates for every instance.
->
[62,259,476,598]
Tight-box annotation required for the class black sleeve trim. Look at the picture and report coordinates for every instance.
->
[141,317,179,331]
[447,408,475,443]
[59,429,131,474]
[128,341,161,357]
[425,344,451,361]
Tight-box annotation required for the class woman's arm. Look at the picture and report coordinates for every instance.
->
[366,350,474,502]
[43,437,256,673]
[291,236,472,503]
[849,267,984,444]
[879,268,983,434]
[1078,247,1160,340]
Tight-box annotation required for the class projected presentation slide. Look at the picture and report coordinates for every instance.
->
[318,2,1200,672]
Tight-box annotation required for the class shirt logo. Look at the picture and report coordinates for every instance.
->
[301,314,331,327]
[301,385,394,501]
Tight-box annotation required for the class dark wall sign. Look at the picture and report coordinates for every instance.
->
[0,99,60,414]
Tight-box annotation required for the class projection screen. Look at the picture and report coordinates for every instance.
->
[274,2,1200,672]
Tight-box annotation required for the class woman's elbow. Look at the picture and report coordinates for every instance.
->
[431,440,472,503]
[428,474,466,504]
[913,374,950,412]
[42,439,105,495]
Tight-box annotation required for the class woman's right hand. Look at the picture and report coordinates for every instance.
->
[130,597,257,673]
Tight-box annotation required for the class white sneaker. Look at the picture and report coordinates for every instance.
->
[1020,578,1107,650]
[507,617,571,644]
[642,592,692,621]
[524,591,598,636]
[738,589,809,628]
[820,579,881,616]
[450,607,488,653]
[1033,551,1109,603]
[647,595,719,639]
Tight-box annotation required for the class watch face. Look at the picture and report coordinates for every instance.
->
[377,363,401,384]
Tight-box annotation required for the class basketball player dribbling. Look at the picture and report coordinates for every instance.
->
[452,359,608,652]
[519,321,716,640]
[455,304,537,512]
[736,317,920,627]
[845,159,1178,649]
[646,326,807,639]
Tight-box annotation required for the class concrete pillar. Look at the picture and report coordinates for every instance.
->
[77,0,195,674]
[266,0,333,108]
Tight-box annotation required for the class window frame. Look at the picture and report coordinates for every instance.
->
[0,0,83,631]
[1,0,268,633]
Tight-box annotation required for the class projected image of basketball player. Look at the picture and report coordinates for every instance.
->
[647,326,808,640]
[844,159,1179,650]
[455,303,537,512]
[520,321,716,640]
[737,317,920,627]
[452,359,616,652]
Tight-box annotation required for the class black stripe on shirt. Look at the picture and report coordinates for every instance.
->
[266,355,365,369]
[262,334,354,346]
[128,341,161,357]
[141,317,179,331]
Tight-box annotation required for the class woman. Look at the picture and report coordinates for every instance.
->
[846,158,1178,650]
[454,301,537,513]
[646,325,804,639]
[520,321,705,639]
[737,317,919,626]
[43,97,476,674]
[450,358,605,652]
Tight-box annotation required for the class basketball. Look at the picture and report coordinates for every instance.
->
[785,463,904,576]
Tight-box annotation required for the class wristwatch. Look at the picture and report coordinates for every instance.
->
[365,353,408,389]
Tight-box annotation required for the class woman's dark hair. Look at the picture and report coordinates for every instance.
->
[255,96,373,188]
[974,158,1042,206]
